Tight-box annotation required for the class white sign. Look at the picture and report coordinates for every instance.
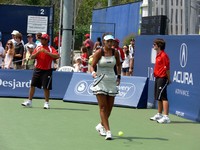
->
[27,15,48,33]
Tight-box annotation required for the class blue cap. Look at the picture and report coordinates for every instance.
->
[104,35,114,41]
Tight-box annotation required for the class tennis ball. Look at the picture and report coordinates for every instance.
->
[118,131,124,136]
[88,57,93,65]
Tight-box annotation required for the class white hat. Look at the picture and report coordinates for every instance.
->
[104,35,114,41]
[76,56,81,60]
[27,44,34,49]
[11,30,19,35]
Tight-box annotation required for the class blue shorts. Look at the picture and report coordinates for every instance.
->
[122,67,129,73]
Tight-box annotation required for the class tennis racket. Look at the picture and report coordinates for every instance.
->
[93,73,105,87]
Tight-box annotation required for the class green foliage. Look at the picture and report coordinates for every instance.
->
[122,33,135,46]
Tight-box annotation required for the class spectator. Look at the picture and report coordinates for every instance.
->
[113,38,124,63]
[83,33,94,57]
[112,38,124,75]
[21,33,60,109]
[80,46,88,73]
[23,34,36,68]
[24,44,35,70]
[93,37,102,50]
[4,40,14,69]
[13,32,24,69]
[35,32,42,47]
[10,30,19,46]
[53,32,62,49]
[129,38,135,75]
[0,41,5,68]
[73,56,83,72]
[122,45,132,76]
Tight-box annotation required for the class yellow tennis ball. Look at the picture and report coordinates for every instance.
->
[118,131,124,136]
[88,57,93,65]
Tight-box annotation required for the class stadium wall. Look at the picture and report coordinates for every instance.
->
[91,2,141,46]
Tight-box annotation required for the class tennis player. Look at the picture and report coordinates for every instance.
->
[150,38,171,123]
[90,34,121,140]
[21,33,59,109]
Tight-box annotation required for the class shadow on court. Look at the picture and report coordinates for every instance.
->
[113,136,168,142]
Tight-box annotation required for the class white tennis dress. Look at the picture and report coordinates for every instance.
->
[92,55,118,96]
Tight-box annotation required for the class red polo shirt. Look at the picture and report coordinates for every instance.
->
[154,50,170,78]
[33,45,58,70]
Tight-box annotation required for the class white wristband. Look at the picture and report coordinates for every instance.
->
[91,71,96,75]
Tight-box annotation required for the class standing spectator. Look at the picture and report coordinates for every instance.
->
[73,56,83,72]
[90,34,121,140]
[0,41,5,68]
[10,30,19,46]
[80,46,88,73]
[129,38,135,75]
[24,44,35,70]
[4,40,14,69]
[23,34,36,68]
[122,45,132,76]
[113,38,124,63]
[13,32,24,69]
[150,38,171,123]
[35,32,42,47]
[112,38,124,75]
[21,33,60,109]
[83,33,94,57]
[93,37,102,50]
[53,32,62,49]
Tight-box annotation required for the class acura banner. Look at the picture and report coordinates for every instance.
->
[134,35,200,122]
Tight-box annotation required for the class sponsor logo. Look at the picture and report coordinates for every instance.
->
[179,43,187,68]
[74,81,88,94]
[0,79,31,89]
[74,80,136,99]
[173,43,193,85]
[175,110,185,117]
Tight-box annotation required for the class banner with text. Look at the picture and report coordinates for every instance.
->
[63,73,148,108]
[0,70,72,99]
[134,35,200,122]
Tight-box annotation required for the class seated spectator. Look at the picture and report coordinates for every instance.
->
[73,56,83,72]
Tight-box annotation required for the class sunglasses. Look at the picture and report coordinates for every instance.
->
[7,43,12,45]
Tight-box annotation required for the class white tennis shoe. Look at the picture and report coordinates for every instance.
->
[157,116,171,124]
[150,113,163,121]
[95,123,106,136]
[21,100,32,108]
[44,102,50,109]
[105,131,112,140]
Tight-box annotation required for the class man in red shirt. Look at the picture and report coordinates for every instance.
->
[21,33,60,109]
[150,38,171,123]
[83,33,94,57]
